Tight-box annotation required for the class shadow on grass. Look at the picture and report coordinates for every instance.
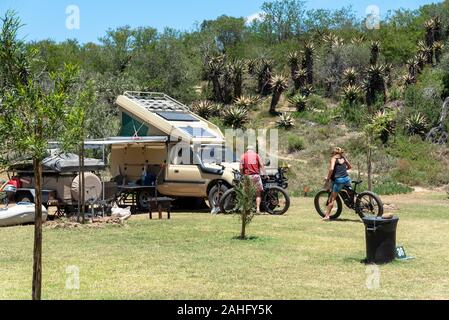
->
[231,235,273,242]
[334,218,363,224]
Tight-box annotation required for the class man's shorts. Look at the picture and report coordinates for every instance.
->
[250,174,264,192]
[332,176,352,193]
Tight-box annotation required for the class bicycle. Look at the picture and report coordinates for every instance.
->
[314,180,384,220]
[219,168,290,215]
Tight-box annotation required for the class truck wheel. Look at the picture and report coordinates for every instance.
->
[208,184,228,212]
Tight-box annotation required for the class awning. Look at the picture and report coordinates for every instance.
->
[48,136,169,149]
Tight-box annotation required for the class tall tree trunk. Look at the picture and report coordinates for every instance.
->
[212,77,222,102]
[233,73,243,99]
[240,210,247,239]
[269,92,281,114]
[32,157,43,300]
[367,147,373,192]
[81,143,85,224]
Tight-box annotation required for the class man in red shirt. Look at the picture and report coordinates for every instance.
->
[240,145,266,213]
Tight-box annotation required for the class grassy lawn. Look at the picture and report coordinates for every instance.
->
[1,191,449,300]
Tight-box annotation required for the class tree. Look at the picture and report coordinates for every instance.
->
[234,175,257,239]
[200,15,246,53]
[302,42,314,85]
[257,0,306,42]
[269,74,289,114]
[363,110,396,190]
[0,11,93,300]
[364,64,386,110]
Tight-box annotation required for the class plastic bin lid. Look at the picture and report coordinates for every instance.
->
[362,216,399,226]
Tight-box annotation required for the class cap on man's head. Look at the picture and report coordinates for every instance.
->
[247,145,255,151]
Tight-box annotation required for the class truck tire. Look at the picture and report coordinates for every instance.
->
[208,184,229,212]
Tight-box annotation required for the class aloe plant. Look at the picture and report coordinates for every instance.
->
[276,113,295,129]
[191,100,220,119]
[289,93,308,112]
[234,95,260,109]
[405,113,428,138]
[343,67,358,86]
[341,84,362,105]
[269,74,289,114]
[223,106,249,129]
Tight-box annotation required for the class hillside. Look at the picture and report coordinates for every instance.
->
[251,96,449,196]
[2,0,449,196]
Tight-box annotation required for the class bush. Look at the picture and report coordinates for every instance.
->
[307,94,328,110]
[287,135,305,153]
[357,176,413,195]
[338,100,368,128]
[404,68,444,128]
[276,113,295,129]
[387,134,449,186]
[222,106,249,129]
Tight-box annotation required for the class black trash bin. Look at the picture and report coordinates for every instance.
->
[362,216,399,264]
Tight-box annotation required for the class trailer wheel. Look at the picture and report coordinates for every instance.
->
[15,191,34,204]
[137,190,152,211]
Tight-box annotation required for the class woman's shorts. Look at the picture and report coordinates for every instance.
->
[332,176,352,193]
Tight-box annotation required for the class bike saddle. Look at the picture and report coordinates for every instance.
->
[352,180,363,185]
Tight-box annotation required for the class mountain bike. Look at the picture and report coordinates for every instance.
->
[219,168,290,215]
[314,180,383,220]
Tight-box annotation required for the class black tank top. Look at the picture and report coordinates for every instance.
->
[333,157,348,179]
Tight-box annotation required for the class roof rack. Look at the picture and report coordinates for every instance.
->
[123,91,190,113]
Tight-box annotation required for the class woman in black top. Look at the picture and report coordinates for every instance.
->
[323,147,352,220]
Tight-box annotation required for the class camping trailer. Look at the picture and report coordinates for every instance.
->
[7,92,285,213]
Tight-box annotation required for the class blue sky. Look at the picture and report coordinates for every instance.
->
[0,0,441,43]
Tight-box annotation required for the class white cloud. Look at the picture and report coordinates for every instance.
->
[246,12,265,24]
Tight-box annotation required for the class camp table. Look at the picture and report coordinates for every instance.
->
[115,185,172,219]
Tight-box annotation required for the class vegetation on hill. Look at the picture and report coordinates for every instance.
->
[2,0,449,194]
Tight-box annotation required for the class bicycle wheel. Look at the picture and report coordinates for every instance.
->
[219,189,238,214]
[355,191,384,219]
[262,186,290,215]
[314,190,342,220]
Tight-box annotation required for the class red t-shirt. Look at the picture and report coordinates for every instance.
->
[240,151,262,175]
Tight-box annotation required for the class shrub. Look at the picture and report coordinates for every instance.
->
[234,95,260,109]
[287,135,305,153]
[358,176,413,195]
[191,100,220,119]
[338,100,368,128]
[307,94,328,110]
[276,113,295,129]
[289,94,308,112]
[222,106,249,129]
[387,134,449,186]
[405,113,428,138]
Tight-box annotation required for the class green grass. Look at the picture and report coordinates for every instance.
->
[1,192,449,300]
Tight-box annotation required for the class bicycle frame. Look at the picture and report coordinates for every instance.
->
[329,182,360,210]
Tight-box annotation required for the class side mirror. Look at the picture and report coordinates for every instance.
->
[265,159,271,167]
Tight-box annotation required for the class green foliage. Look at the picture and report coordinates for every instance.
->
[404,70,444,128]
[338,100,367,127]
[191,100,220,119]
[307,94,327,110]
[287,135,305,153]
[405,113,428,138]
[387,134,449,186]
[222,106,249,129]
[276,113,295,129]
[234,175,257,239]
[358,176,413,195]
[289,93,308,111]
